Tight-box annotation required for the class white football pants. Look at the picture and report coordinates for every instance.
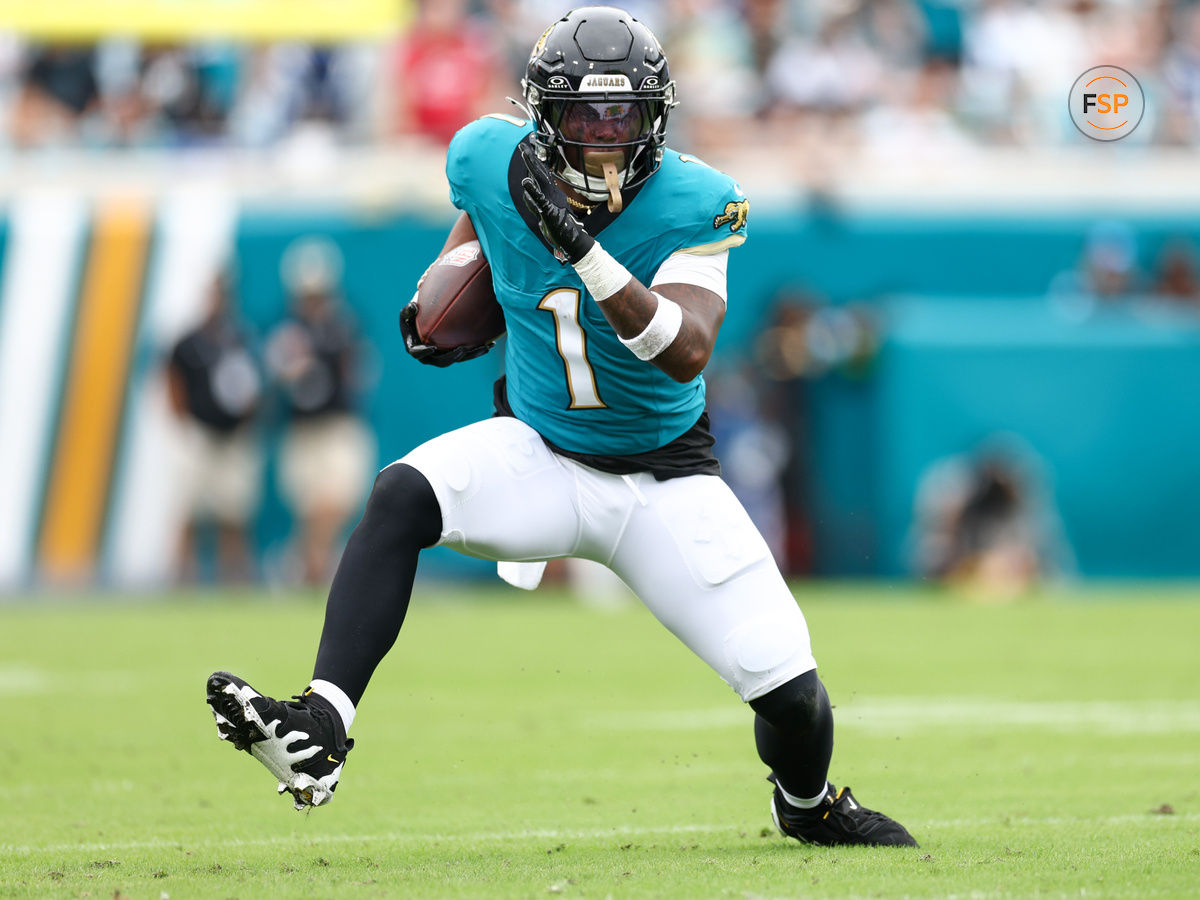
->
[400,416,817,701]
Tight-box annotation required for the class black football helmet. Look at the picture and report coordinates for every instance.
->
[522,6,677,202]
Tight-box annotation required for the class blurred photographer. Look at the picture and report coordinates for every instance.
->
[166,272,264,584]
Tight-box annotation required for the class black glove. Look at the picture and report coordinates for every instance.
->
[399,299,494,368]
[518,141,595,264]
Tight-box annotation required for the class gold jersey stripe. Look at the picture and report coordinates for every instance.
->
[671,234,747,256]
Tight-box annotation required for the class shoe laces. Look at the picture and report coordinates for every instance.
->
[824,786,896,836]
[822,787,865,833]
[287,693,353,753]
[770,776,869,833]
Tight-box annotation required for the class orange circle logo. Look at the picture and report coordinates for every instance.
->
[1069,66,1144,141]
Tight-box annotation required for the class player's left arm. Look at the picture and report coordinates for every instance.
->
[519,142,727,383]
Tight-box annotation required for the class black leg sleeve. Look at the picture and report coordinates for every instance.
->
[311,463,442,705]
[748,669,835,799]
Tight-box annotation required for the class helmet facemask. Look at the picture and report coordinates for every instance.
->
[539,93,672,210]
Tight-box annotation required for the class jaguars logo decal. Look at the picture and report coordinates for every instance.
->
[713,199,749,233]
[531,24,553,59]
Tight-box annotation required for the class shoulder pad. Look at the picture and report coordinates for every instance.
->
[657,152,750,255]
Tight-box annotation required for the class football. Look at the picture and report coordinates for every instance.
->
[413,240,505,349]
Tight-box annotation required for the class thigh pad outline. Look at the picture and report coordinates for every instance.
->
[649,475,772,587]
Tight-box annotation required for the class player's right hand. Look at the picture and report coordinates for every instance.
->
[400,299,494,368]
[519,141,595,265]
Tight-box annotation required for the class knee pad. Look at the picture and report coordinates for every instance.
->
[749,669,828,732]
[718,607,816,702]
[366,463,443,548]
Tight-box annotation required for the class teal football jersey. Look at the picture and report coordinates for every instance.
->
[446,114,749,455]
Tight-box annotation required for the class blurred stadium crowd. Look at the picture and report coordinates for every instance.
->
[4,0,1200,155]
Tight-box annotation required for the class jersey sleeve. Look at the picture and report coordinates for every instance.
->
[668,159,750,257]
[445,121,479,214]
[446,114,532,214]
[681,187,749,255]
[651,250,729,302]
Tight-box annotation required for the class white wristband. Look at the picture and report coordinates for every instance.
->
[573,242,632,301]
[620,292,683,360]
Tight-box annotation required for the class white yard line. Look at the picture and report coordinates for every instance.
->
[584,698,1200,735]
[0,665,134,696]
[5,813,1196,856]
[7,667,1198,736]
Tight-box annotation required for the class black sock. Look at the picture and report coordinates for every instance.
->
[311,464,442,705]
[748,669,834,800]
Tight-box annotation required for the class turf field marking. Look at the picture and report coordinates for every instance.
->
[0,664,133,695]
[0,665,46,694]
[5,813,1197,856]
[837,697,1200,735]
[1,823,732,855]
[584,698,1200,735]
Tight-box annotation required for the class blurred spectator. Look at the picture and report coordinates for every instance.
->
[1152,238,1200,306]
[230,44,359,148]
[707,364,790,565]
[479,0,554,86]
[1163,3,1200,144]
[166,272,264,585]
[266,238,375,586]
[753,293,880,575]
[860,56,973,161]
[766,9,883,116]
[657,0,759,151]
[389,0,500,145]
[909,438,1073,599]
[961,0,1087,144]
[12,45,99,147]
[1049,220,1142,317]
[139,44,235,144]
[7,2,1200,152]
[756,293,878,383]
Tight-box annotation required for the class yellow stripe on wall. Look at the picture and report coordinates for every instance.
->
[39,198,151,583]
[0,0,410,41]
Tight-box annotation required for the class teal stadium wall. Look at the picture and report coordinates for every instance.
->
[5,203,1195,587]
[225,207,1200,581]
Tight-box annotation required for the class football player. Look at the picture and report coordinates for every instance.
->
[207,6,917,848]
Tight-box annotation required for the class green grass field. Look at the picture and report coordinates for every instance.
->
[1,582,1197,899]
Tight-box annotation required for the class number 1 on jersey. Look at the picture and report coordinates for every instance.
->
[538,288,606,409]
